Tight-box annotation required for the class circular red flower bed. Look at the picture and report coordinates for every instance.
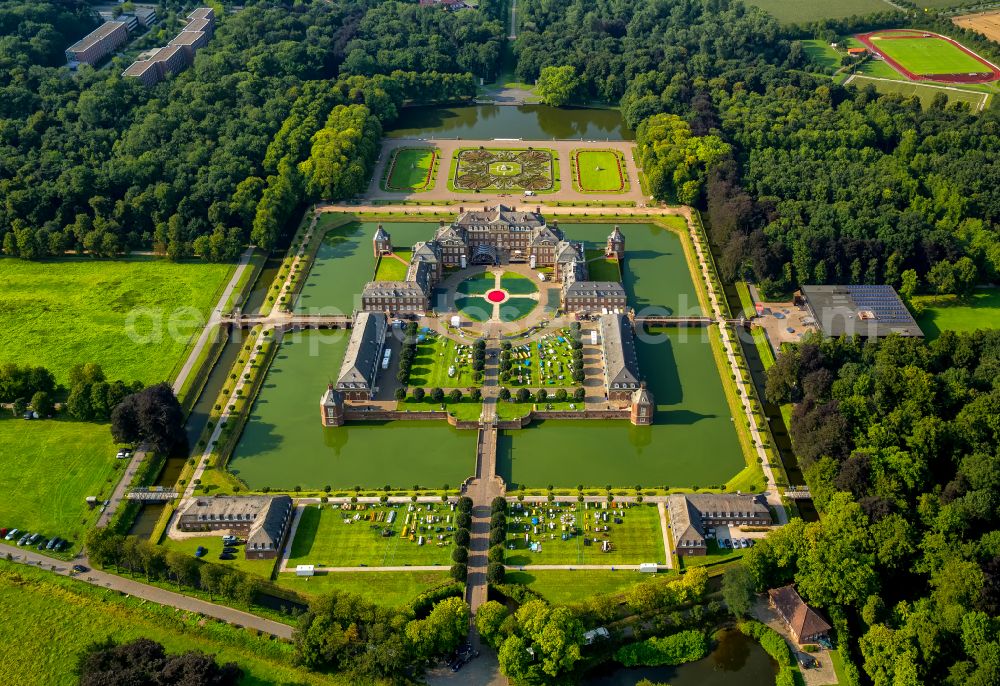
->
[486,289,507,303]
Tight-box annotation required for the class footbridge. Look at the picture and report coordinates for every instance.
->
[224,314,353,329]
[783,487,812,500]
[126,488,179,502]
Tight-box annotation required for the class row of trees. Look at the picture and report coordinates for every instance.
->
[498,387,585,403]
[0,361,144,423]
[749,330,1000,685]
[77,638,242,686]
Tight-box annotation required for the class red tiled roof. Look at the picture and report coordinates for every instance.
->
[768,586,831,640]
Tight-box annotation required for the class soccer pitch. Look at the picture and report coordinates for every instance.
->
[872,34,991,75]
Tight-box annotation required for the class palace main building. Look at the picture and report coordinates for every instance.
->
[360,206,626,315]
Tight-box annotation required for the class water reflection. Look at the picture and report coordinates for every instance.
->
[388,105,633,141]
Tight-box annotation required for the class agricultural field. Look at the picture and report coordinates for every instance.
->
[276,569,451,605]
[954,10,1000,43]
[571,149,629,193]
[860,30,998,79]
[408,331,481,388]
[504,501,666,566]
[287,502,456,567]
[0,417,122,551]
[914,288,1000,339]
[745,0,891,25]
[0,257,233,384]
[0,562,340,686]
[451,147,557,193]
[381,147,438,192]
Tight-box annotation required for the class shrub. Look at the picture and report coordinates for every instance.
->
[452,547,469,564]
[614,630,708,667]
[412,387,426,401]
[488,528,505,547]
[456,512,472,529]
[448,389,463,403]
[555,389,567,402]
[536,389,547,402]
[491,496,507,513]
[574,388,585,401]
[737,621,793,666]
[470,388,482,402]
[487,562,505,584]
[430,387,444,403]
[458,496,473,512]
[455,528,471,547]
[515,388,530,403]
[490,512,506,529]
[394,387,406,401]
[488,545,505,564]
[450,563,467,582]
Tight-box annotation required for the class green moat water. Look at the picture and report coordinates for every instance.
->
[228,331,477,489]
[497,327,742,488]
[387,105,633,141]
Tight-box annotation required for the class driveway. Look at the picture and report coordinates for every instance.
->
[753,597,838,686]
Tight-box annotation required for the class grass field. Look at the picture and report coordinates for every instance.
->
[0,417,121,550]
[572,149,628,193]
[287,503,455,567]
[869,33,991,75]
[498,298,537,322]
[374,252,411,280]
[0,561,343,686]
[499,272,538,295]
[802,39,844,71]
[504,502,665,566]
[383,147,437,192]
[0,257,233,384]
[505,330,578,388]
[746,0,891,24]
[586,249,621,282]
[456,273,495,295]
[158,535,279,579]
[848,74,988,109]
[505,569,659,605]
[914,288,1000,338]
[408,332,481,388]
[455,295,492,322]
[677,539,746,569]
[276,569,451,606]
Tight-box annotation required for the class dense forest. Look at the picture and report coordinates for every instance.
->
[755,332,1000,685]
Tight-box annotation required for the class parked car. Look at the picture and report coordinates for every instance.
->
[0,528,7,538]
[4,528,19,541]
[218,553,235,561]
[18,534,32,546]
[46,538,60,551]
[36,538,48,551]
[222,547,237,554]
[721,538,731,549]
[194,546,207,558]
[27,533,41,545]
[72,564,89,573]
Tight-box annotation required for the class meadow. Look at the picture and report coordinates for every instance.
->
[847,75,988,109]
[0,257,233,384]
[914,288,1000,338]
[383,147,437,192]
[287,502,455,567]
[0,561,343,686]
[505,569,659,605]
[276,569,451,605]
[0,417,121,550]
[745,0,890,25]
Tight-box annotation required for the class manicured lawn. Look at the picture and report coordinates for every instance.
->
[0,257,233,384]
[0,561,342,686]
[374,252,411,281]
[505,329,578,388]
[870,33,990,75]
[398,398,483,421]
[504,569,658,605]
[586,255,621,282]
[287,503,455,567]
[228,331,477,490]
[158,535,279,579]
[573,149,627,193]
[456,295,492,322]
[276,569,451,606]
[678,539,746,569]
[504,502,665,566]
[383,147,437,192]
[456,273,495,295]
[408,331,481,388]
[499,297,537,322]
[496,400,582,420]
[914,288,1000,339]
[848,75,988,109]
[499,272,538,295]
[0,417,122,551]
[746,0,888,24]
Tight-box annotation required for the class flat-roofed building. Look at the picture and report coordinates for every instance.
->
[600,314,641,402]
[66,21,128,66]
[117,14,140,32]
[176,495,293,560]
[668,493,771,556]
[184,17,214,35]
[336,312,388,400]
[134,7,158,27]
[151,44,189,75]
[187,7,216,26]
[168,30,208,61]
[799,285,923,338]
[121,58,163,86]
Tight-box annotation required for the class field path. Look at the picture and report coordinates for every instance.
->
[0,542,293,639]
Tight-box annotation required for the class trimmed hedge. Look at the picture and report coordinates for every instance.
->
[614,630,708,667]
[409,582,465,617]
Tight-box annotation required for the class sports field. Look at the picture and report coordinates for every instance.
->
[504,501,665,566]
[382,147,437,192]
[914,288,1000,339]
[860,30,999,82]
[746,0,890,25]
[0,257,233,384]
[287,503,455,567]
[0,562,335,686]
[572,149,628,193]
[0,417,121,550]
[228,331,477,489]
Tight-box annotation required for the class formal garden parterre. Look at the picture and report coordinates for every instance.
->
[451,147,558,193]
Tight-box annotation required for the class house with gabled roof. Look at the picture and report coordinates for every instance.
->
[335,312,387,400]
[768,585,832,645]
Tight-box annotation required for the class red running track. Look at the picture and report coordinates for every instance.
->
[856,29,1000,85]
